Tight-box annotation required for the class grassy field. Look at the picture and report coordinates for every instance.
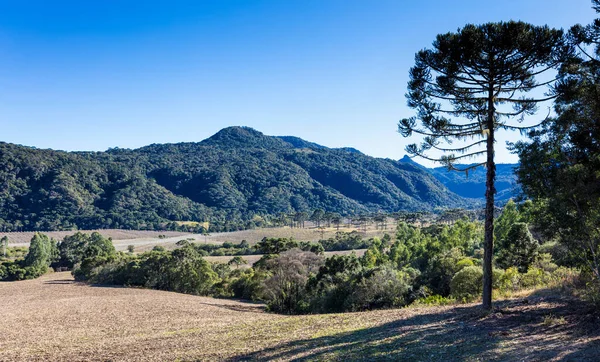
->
[2,225,392,253]
[1,272,598,361]
[0,229,189,245]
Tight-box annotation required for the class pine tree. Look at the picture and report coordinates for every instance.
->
[398,21,568,309]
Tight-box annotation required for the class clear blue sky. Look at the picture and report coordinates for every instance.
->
[0,0,595,164]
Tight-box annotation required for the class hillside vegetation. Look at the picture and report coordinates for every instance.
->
[0,126,470,232]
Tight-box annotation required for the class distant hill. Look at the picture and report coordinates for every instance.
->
[399,155,519,201]
[0,127,473,232]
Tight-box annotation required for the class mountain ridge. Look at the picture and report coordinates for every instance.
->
[0,127,475,231]
[398,156,519,201]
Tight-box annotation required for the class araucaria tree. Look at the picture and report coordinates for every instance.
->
[398,21,567,309]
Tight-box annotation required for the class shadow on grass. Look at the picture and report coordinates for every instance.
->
[229,294,600,362]
[43,280,76,285]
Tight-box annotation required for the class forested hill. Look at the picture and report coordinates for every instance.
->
[398,156,519,201]
[0,127,472,232]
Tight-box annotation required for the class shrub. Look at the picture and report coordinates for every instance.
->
[492,268,505,289]
[456,258,474,270]
[344,266,413,311]
[450,266,483,302]
[496,223,539,272]
[262,249,324,313]
[412,294,456,306]
[499,267,521,292]
[520,267,546,288]
[230,268,268,300]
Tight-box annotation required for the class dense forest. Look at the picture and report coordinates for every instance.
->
[0,127,471,232]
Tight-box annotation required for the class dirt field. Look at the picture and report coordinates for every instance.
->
[1,273,599,361]
[2,225,392,253]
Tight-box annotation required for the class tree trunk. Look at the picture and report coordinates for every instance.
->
[483,86,496,310]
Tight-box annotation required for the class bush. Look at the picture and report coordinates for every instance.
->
[456,258,474,270]
[496,223,539,272]
[492,268,505,289]
[498,267,521,292]
[412,294,456,306]
[262,249,324,313]
[450,266,483,302]
[230,268,268,300]
[520,267,546,288]
[344,266,413,311]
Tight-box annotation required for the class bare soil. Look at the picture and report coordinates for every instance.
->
[1,273,598,361]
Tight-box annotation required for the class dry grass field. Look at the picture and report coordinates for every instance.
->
[1,229,189,246]
[1,272,599,361]
[2,225,392,253]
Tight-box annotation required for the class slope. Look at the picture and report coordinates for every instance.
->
[0,127,471,231]
[1,273,598,361]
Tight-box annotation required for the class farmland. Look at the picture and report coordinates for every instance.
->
[2,225,391,252]
[1,272,598,361]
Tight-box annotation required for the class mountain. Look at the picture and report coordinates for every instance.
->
[399,156,519,201]
[0,127,473,232]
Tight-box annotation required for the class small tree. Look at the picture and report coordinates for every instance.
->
[228,256,248,269]
[24,233,56,278]
[496,223,539,272]
[494,199,522,247]
[399,22,567,309]
[1,236,7,258]
[331,214,342,231]
[310,209,325,228]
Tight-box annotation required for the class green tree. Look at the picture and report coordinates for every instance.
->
[228,256,248,269]
[331,213,343,231]
[494,199,522,247]
[24,233,56,277]
[1,236,7,258]
[398,22,566,309]
[515,1,600,285]
[310,209,325,228]
[496,223,539,272]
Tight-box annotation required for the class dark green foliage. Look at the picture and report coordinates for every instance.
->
[0,233,57,280]
[319,231,372,251]
[74,243,218,295]
[515,3,600,286]
[343,266,414,311]
[255,237,299,255]
[23,233,58,278]
[0,127,470,232]
[496,223,539,272]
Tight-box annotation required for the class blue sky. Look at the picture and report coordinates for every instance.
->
[0,0,595,165]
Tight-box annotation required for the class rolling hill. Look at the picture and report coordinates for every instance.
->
[0,127,472,231]
[1,273,598,361]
